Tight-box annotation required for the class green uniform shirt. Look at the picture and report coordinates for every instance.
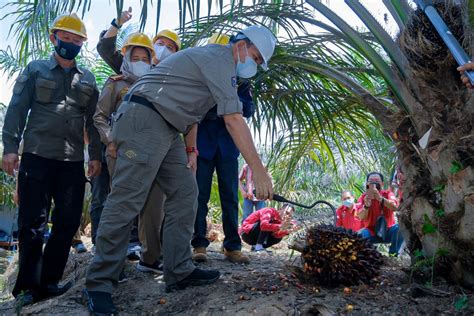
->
[2,54,102,162]
[130,44,243,133]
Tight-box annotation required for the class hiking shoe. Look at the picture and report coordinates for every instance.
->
[224,250,250,264]
[136,260,163,274]
[165,268,220,292]
[192,247,208,262]
[40,281,73,299]
[118,270,128,284]
[73,242,87,254]
[82,289,118,315]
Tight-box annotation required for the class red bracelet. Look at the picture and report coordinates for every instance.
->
[186,146,199,156]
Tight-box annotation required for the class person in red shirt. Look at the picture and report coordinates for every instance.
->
[357,172,404,256]
[240,204,296,251]
[336,190,363,232]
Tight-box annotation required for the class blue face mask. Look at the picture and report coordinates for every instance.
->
[54,35,82,60]
[342,199,354,208]
[236,45,257,79]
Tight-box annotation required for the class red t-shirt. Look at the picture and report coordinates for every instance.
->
[356,190,399,236]
[240,207,290,239]
[336,205,363,231]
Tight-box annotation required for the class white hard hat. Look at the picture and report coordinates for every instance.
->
[240,25,276,71]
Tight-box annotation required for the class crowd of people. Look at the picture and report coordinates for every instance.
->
[1,9,275,314]
[335,172,404,256]
[2,7,473,316]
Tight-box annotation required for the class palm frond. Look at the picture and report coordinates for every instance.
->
[345,0,409,79]
[382,0,413,30]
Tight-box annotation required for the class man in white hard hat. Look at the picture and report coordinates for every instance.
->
[84,25,276,314]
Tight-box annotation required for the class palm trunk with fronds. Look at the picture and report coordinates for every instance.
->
[304,0,474,287]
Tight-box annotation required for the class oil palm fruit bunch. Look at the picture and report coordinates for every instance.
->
[301,225,383,286]
[399,1,464,73]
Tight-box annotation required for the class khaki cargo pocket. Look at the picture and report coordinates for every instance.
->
[113,149,150,189]
[35,78,58,104]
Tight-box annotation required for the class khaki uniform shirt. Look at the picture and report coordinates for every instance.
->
[130,44,242,133]
[94,75,133,145]
[2,54,101,161]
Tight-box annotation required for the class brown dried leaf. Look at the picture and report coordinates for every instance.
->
[464,193,474,205]
[451,168,468,194]
[428,142,445,161]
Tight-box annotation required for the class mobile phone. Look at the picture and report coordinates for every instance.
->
[366,183,377,199]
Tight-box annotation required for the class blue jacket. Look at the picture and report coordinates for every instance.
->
[197,81,255,161]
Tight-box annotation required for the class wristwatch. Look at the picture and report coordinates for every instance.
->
[186,147,199,156]
[111,18,122,29]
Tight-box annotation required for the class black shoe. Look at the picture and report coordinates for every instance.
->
[136,260,163,274]
[118,270,128,284]
[126,245,141,261]
[165,268,220,292]
[126,252,140,261]
[73,242,87,254]
[15,291,36,307]
[41,281,73,299]
[82,289,118,315]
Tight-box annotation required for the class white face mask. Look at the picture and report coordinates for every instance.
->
[154,44,173,62]
[342,198,354,208]
[131,61,151,77]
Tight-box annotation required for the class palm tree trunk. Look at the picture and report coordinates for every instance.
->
[390,1,474,287]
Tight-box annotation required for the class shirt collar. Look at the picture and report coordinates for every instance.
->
[49,53,83,74]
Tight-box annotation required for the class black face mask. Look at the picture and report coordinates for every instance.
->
[54,35,82,60]
[366,183,381,190]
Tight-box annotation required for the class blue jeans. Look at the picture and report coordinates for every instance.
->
[359,224,404,255]
[89,162,110,245]
[192,153,241,251]
[242,199,266,222]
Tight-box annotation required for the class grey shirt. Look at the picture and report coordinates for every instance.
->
[130,44,242,133]
[2,54,102,162]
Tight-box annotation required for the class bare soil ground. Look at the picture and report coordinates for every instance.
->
[1,237,474,315]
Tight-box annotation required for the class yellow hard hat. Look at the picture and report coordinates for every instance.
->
[121,32,155,57]
[152,29,181,51]
[208,33,230,45]
[50,13,87,40]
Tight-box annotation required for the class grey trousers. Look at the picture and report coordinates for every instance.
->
[138,183,165,264]
[107,152,166,265]
[86,101,197,292]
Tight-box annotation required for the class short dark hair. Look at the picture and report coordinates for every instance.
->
[229,32,252,45]
[366,172,384,182]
